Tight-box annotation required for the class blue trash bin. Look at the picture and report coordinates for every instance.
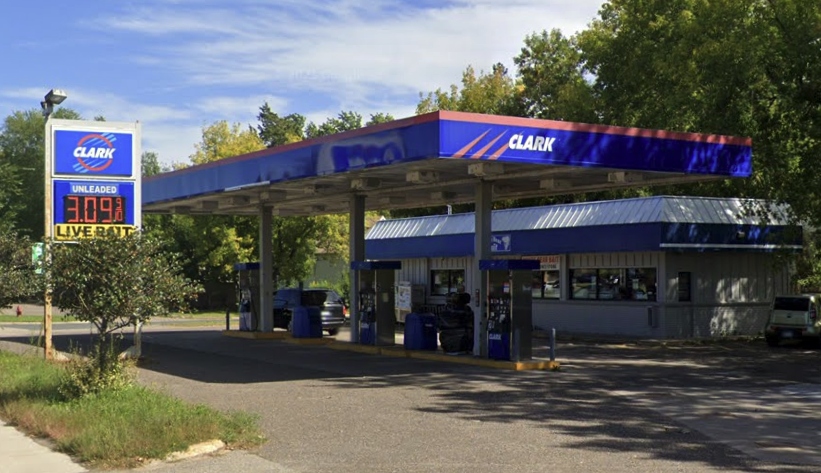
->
[292,306,323,338]
[404,312,437,351]
[360,321,376,345]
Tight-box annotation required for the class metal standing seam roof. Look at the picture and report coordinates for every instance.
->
[365,196,792,240]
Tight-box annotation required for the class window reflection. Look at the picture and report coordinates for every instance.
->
[532,270,560,299]
[570,268,656,301]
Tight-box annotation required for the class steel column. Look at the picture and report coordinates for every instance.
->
[258,204,273,332]
[349,195,365,342]
[473,180,492,357]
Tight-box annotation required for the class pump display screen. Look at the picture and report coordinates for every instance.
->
[62,195,126,224]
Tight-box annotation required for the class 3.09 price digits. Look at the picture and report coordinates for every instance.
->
[64,195,126,224]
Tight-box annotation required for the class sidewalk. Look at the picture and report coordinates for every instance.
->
[0,420,86,473]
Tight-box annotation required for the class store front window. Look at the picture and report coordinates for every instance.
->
[570,268,657,301]
[431,269,466,296]
[532,270,560,299]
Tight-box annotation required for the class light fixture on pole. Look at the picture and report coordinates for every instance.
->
[42,88,67,360]
[41,89,67,118]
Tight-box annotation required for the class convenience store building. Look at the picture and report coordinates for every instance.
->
[366,196,802,338]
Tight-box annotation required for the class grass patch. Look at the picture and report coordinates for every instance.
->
[165,310,230,319]
[0,315,76,323]
[163,320,235,328]
[0,351,264,469]
[0,315,46,323]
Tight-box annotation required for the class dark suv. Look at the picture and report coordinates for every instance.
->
[273,288,346,335]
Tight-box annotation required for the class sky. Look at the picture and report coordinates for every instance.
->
[0,0,605,167]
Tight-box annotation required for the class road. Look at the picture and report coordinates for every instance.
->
[1,322,820,473]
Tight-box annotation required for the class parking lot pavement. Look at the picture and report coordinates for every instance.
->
[567,340,821,465]
[3,326,821,473]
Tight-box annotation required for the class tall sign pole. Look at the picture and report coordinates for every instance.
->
[43,113,54,360]
[43,115,141,360]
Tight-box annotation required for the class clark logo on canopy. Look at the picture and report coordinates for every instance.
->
[73,133,118,172]
[508,134,557,152]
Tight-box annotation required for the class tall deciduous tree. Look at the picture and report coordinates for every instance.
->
[257,103,306,147]
[254,106,401,288]
[306,111,363,138]
[578,0,821,215]
[0,227,40,309]
[0,161,23,226]
[141,151,164,177]
[0,108,81,238]
[190,121,264,165]
[157,121,265,287]
[417,64,521,116]
[515,29,598,123]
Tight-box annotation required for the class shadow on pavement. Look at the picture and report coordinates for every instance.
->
[2,329,820,472]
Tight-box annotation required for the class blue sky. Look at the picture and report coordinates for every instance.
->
[0,0,604,167]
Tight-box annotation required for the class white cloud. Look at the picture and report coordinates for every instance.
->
[141,122,203,165]
[0,86,286,166]
[100,0,604,107]
[6,1,606,168]
[193,94,288,121]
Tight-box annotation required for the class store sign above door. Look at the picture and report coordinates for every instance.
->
[53,130,135,177]
[491,234,511,253]
[537,255,560,271]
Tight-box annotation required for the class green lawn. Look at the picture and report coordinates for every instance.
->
[0,315,77,323]
[167,310,230,319]
[0,351,264,469]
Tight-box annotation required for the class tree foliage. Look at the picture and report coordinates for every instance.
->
[49,232,200,371]
[0,227,40,309]
[0,108,81,238]
[190,121,264,165]
[515,29,598,123]
[141,151,165,177]
[257,103,306,147]
[578,0,821,217]
[0,160,24,226]
[251,106,396,287]
[417,64,521,116]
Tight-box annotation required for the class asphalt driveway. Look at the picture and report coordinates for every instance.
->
[1,323,820,473]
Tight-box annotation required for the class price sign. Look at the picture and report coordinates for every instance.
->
[52,180,136,241]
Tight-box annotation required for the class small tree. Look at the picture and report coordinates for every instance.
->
[0,226,40,309]
[48,231,201,386]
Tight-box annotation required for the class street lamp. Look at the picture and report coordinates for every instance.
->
[42,88,67,360]
[41,89,67,118]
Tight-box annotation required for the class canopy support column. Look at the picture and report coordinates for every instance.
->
[473,180,491,357]
[349,195,365,342]
[258,204,273,332]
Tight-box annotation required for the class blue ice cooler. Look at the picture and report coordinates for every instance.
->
[488,332,510,360]
[291,306,322,338]
[404,312,437,351]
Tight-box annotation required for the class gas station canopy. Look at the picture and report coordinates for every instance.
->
[142,111,752,216]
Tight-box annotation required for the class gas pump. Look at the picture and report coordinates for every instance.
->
[351,261,401,346]
[233,262,260,331]
[480,259,539,361]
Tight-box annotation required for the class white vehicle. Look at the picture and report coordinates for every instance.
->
[764,294,821,347]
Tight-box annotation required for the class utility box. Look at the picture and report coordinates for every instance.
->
[352,260,401,346]
[480,259,539,361]
[234,262,260,331]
